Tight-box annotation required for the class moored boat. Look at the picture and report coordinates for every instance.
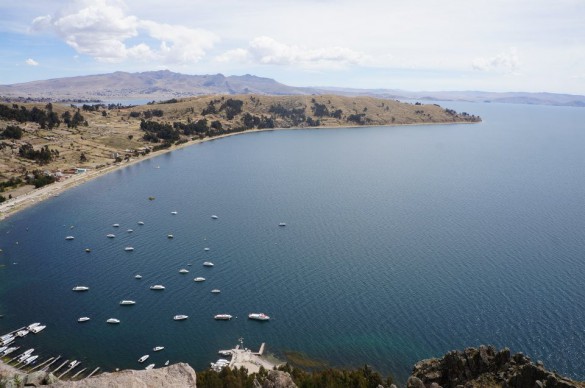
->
[72,286,89,292]
[167,234,174,239]
[203,261,214,267]
[214,314,232,320]
[145,363,155,370]
[119,300,136,305]
[106,234,115,238]
[211,289,221,294]
[16,330,29,337]
[279,222,286,227]
[248,313,270,321]
[211,215,218,219]
[106,318,120,324]
[193,277,206,282]
[153,346,164,352]
[171,211,178,215]
[124,247,134,251]
[138,221,145,225]
[138,355,149,363]
[179,269,189,274]
[173,315,188,321]
[135,274,142,279]
[65,236,75,240]
[26,323,41,330]
[78,317,90,322]
[150,285,165,290]
[23,355,39,365]
[112,224,120,227]
[30,325,46,334]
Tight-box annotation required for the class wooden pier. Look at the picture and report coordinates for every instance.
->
[41,356,61,372]
[52,359,69,374]
[28,356,55,372]
[58,361,81,379]
[87,367,100,378]
[71,367,87,379]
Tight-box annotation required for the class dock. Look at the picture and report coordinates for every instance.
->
[253,343,265,356]
[87,367,100,378]
[217,340,278,374]
[52,359,69,374]
[41,356,61,372]
[71,367,87,379]
[28,356,55,372]
[58,362,81,379]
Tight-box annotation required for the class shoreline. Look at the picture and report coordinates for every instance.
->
[0,120,477,222]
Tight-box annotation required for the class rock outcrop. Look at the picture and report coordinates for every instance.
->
[261,370,298,388]
[47,363,196,388]
[410,345,585,388]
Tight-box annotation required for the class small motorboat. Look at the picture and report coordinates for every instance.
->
[138,221,145,225]
[72,286,89,292]
[153,346,164,352]
[248,313,270,321]
[211,289,221,294]
[16,330,29,337]
[26,323,41,330]
[119,300,136,305]
[125,247,134,251]
[112,224,120,227]
[135,274,143,279]
[127,229,134,233]
[179,269,189,274]
[30,325,46,334]
[173,315,188,321]
[85,248,91,253]
[106,234,115,238]
[78,317,90,322]
[279,223,287,227]
[214,314,232,320]
[164,360,169,366]
[150,285,165,290]
[23,355,38,365]
[203,261,214,267]
[106,318,120,324]
[145,364,155,370]
[167,234,174,239]
[68,360,80,368]
[65,236,75,240]
[171,211,178,215]
[193,277,206,282]
[204,247,210,251]
[138,355,149,363]
[211,215,218,219]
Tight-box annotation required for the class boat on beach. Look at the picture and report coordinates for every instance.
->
[248,313,270,321]
[72,286,89,292]
[145,363,155,370]
[167,234,174,239]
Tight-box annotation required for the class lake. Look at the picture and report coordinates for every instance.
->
[1,101,584,381]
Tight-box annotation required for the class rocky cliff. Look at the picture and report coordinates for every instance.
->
[408,345,585,388]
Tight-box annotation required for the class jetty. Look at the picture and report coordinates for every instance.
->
[216,339,278,374]
[87,367,100,378]
[28,356,56,372]
[52,359,69,374]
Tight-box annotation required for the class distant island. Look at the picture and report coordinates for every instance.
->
[0,94,479,219]
[1,70,584,107]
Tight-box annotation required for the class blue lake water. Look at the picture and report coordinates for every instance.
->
[1,102,584,381]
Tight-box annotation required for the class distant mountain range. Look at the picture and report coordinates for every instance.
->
[1,70,584,107]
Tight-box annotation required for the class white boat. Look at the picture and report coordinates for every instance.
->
[26,322,41,330]
[138,355,149,363]
[214,314,232,320]
[145,363,155,370]
[203,261,214,267]
[0,346,6,354]
[150,285,165,290]
[78,317,90,322]
[65,236,75,240]
[279,223,286,227]
[193,277,206,282]
[113,224,120,227]
[179,269,189,274]
[16,330,29,337]
[30,325,46,334]
[106,234,115,238]
[23,355,38,365]
[173,315,188,321]
[135,274,143,279]
[124,247,134,251]
[211,289,221,294]
[138,221,145,225]
[248,313,270,321]
[171,211,178,215]
[127,229,133,233]
[106,318,120,324]
[0,337,14,346]
[119,300,136,305]
[164,360,169,366]
[68,360,79,368]
[153,346,164,352]
[211,215,218,219]
[72,286,89,291]
[167,234,174,239]
[218,350,232,356]
[2,347,18,356]
[204,247,210,251]
[85,248,91,253]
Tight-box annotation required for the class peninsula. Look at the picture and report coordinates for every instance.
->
[0,94,479,219]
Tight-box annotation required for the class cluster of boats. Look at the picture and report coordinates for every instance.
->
[0,323,49,368]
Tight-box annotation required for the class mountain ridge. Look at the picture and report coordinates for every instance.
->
[1,70,583,107]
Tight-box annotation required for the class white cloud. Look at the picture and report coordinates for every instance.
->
[472,48,520,73]
[31,0,218,64]
[25,58,39,66]
[217,36,367,69]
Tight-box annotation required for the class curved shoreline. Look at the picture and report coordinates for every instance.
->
[0,120,476,222]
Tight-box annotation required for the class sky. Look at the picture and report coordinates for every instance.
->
[0,0,584,94]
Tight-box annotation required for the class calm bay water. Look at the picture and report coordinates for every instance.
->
[1,102,584,381]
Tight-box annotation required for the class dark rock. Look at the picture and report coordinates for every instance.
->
[262,370,297,388]
[24,371,46,386]
[407,376,426,388]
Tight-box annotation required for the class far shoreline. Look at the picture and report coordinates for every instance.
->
[0,120,478,222]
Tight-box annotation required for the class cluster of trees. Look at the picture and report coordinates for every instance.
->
[80,104,105,112]
[347,113,371,125]
[220,99,244,120]
[268,104,307,126]
[143,109,164,119]
[61,110,87,128]
[0,103,60,129]
[173,119,210,135]
[241,113,275,129]
[18,144,58,165]
[0,177,22,191]
[196,364,393,388]
[311,101,343,119]
[140,120,180,143]
[1,125,23,139]
[26,170,56,188]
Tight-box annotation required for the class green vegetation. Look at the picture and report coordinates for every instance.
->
[195,364,393,388]
[0,103,60,129]
[140,120,180,142]
[1,125,23,139]
[26,170,56,188]
[61,110,87,128]
[18,144,58,165]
